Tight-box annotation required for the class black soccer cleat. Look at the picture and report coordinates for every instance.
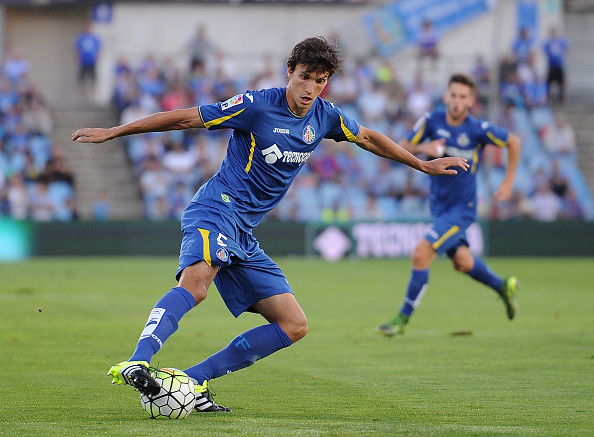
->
[194,380,232,412]
[108,361,161,397]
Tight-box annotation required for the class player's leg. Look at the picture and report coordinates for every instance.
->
[452,246,517,319]
[184,293,299,384]
[377,238,436,336]
[108,261,217,395]
[183,245,296,411]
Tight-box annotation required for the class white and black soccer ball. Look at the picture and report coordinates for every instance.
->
[140,368,196,419]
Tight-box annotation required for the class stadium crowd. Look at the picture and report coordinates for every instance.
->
[0,45,77,222]
[0,26,590,222]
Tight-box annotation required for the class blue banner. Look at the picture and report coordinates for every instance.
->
[363,0,491,57]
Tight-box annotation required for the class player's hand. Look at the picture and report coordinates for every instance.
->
[72,127,113,143]
[494,179,513,202]
[417,138,447,158]
[422,156,468,176]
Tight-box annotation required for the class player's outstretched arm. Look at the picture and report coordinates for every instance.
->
[354,126,468,176]
[494,132,521,202]
[72,107,204,143]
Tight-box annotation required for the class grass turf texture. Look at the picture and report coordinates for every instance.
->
[0,256,592,436]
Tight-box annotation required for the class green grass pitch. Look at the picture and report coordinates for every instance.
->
[1,256,592,436]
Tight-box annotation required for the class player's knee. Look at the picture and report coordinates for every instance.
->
[453,259,472,273]
[412,242,433,268]
[283,317,308,343]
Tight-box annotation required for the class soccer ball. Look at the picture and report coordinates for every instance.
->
[140,368,196,419]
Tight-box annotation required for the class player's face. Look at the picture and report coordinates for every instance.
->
[286,64,329,116]
[443,82,475,125]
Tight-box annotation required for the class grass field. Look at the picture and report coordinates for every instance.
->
[0,256,592,436]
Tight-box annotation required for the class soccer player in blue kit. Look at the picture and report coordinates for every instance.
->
[377,73,521,336]
[72,37,468,411]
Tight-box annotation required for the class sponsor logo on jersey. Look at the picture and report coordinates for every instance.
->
[457,133,470,147]
[302,125,315,144]
[273,127,290,134]
[221,194,231,203]
[262,144,283,164]
[216,247,229,262]
[262,144,312,166]
[481,121,490,129]
[445,145,474,160]
[245,92,253,103]
[436,128,451,138]
[221,94,243,111]
[283,150,313,165]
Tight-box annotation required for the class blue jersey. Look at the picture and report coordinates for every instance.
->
[407,109,509,217]
[194,87,360,232]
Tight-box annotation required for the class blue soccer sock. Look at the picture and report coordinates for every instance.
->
[129,286,195,363]
[399,269,429,317]
[184,322,293,383]
[466,256,503,292]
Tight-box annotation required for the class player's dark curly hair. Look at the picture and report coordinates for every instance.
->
[286,36,342,78]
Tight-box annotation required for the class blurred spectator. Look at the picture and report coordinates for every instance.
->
[6,174,29,220]
[548,159,569,199]
[417,19,440,65]
[21,94,53,136]
[161,140,199,189]
[560,188,585,220]
[74,20,102,100]
[169,181,192,220]
[496,191,532,220]
[92,189,111,221]
[161,80,190,111]
[540,111,576,158]
[139,156,170,220]
[530,180,561,221]
[512,27,534,65]
[471,54,491,104]
[186,25,214,73]
[405,72,433,118]
[251,53,284,91]
[30,179,54,222]
[543,27,569,104]
[3,45,30,85]
[357,80,388,129]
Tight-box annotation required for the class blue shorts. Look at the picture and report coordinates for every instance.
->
[425,204,476,258]
[176,202,293,317]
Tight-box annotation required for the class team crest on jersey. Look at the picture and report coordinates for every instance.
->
[221,94,243,111]
[457,133,470,147]
[302,125,315,144]
[216,247,229,262]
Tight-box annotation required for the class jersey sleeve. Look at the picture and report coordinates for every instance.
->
[198,91,256,132]
[480,120,510,148]
[406,112,431,145]
[324,103,360,142]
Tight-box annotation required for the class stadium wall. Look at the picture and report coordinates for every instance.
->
[1,220,591,261]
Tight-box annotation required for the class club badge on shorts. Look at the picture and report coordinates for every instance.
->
[216,247,229,262]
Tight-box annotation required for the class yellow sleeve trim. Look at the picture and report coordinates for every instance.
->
[245,132,256,173]
[487,131,507,148]
[203,108,245,129]
[339,115,358,142]
[410,124,426,145]
[471,148,479,174]
[198,228,212,266]
[432,225,460,250]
